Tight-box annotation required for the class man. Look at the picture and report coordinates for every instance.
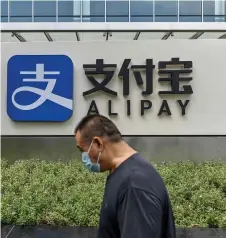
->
[74,114,176,238]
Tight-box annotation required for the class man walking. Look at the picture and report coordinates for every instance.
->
[74,114,176,238]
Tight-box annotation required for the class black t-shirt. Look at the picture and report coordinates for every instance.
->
[97,152,176,238]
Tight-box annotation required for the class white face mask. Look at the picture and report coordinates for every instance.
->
[81,139,101,173]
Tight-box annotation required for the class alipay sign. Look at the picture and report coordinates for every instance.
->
[1,41,226,136]
[7,55,73,122]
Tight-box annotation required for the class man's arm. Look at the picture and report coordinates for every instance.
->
[117,187,163,238]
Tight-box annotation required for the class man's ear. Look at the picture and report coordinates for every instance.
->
[94,137,103,150]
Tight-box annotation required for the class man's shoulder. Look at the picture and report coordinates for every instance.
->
[113,153,166,200]
[129,154,168,199]
[130,152,156,168]
[129,153,161,179]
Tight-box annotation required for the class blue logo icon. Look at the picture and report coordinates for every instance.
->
[7,55,73,122]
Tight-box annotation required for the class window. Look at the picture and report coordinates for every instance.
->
[179,1,202,22]
[87,0,105,22]
[106,1,129,22]
[204,0,226,22]
[34,0,56,22]
[1,0,8,22]
[155,16,177,22]
[179,16,202,22]
[203,0,215,22]
[204,0,225,22]
[130,1,153,22]
[225,0,226,21]
[9,0,32,22]
[155,1,177,22]
[58,1,76,22]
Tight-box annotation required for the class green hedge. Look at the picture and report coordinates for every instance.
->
[1,159,226,228]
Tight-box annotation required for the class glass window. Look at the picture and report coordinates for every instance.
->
[107,16,128,22]
[34,0,56,22]
[1,0,8,22]
[203,17,216,22]
[106,1,129,22]
[86,0,105,22]
[58,0,75,22]
[155,1,177,16]
[131,1,153,22]
[155,16,177,22]
[179,1,202,15]
[203,0,215,22]
[86,17,104,22]
[9,0,32,22]
[131,17,153,22]
[203,0,215,15]
[179,16,202,22]
[215,0,226,22]
[179,0,202,22]
[225,0,226,21]
[203,0,225,22]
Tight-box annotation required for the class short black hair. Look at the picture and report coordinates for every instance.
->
[74,114,122,143]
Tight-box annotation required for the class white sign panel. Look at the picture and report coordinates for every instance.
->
[1,40,226,136]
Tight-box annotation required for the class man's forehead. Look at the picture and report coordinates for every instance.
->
[75,131,83,145]
[75,130,81,141]
[75,131,89,147]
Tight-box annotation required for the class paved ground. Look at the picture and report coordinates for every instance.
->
[2,225,226,238]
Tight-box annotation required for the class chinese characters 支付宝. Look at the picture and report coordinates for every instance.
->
[83,58,193,117]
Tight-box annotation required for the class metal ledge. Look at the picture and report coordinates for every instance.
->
[1,22,226,33]
[1,23,226,42]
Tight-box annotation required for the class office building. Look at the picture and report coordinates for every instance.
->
[1,0,226,23]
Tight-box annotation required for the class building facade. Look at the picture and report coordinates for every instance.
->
[1,1,226,163]
[1,0,226,23]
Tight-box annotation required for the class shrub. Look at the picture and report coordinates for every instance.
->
[1,159,226,228]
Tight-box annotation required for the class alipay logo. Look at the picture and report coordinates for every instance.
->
[7,55,73,122]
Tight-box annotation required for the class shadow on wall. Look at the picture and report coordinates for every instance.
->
[1,137,226,164]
